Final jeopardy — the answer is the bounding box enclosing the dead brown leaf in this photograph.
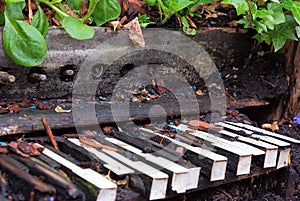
[63,3,78,17]
[36,102,50,110]
[109,21,122,31]
[7,104,20,114]
[8,141,30,158]
[123,17,145,48]
[0,147,8,154]
[18,141,41,156]
[80,0,89,18]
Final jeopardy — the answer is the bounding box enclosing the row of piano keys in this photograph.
[0,121,299,201]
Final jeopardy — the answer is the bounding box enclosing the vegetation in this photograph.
[1,0,300,66]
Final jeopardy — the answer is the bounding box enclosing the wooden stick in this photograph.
[41,118,59,151]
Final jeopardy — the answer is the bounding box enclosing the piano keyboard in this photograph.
[0,121,298,201]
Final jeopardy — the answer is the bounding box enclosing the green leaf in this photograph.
[32,5,49,37]
[221,0,248,15]
[63,16,94,40]
[66,0,82,11]
[258,51,265,56]
[169,0,193,13]
[5,1,25,20]
[138,14,155,29]
[144,0,157,6]
[267,3,285,26]
[269,20,297,52]
[0,12,4,25]
[296,26,300,38]
[5,0,24,3]
[3,12,47,66]
[92,0,121,26]
[283,0,300,25]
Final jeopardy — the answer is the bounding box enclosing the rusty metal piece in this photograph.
[0,71,15,84]
[41,118,59,151]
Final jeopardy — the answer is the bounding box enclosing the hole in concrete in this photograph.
[28,67,47,83]
[120,64,135,77]
[60,65,76,82]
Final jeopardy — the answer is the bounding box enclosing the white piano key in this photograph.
[277,148,290,169]
[35,143,117,201]
[68,138,135,176]
[225,121,300,144]
[173,124,252,176]
[102,149,169,200]
[140,127,227,181]
[215,122,290,147]
[105,137,192,193]
[218,129,278,168]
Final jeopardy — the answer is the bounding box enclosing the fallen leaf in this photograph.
[109,21,122,31]
[79,137,118,151]
[124,17,145,48]
[0,147,8,154]
[18,141,41,156]
[8,141,30,158]
[188,120,210,131]
[80,0,89,18]
[36,102,50,110]
[55,105,71,113]
[7,104,20,114]
[262,121,279,132]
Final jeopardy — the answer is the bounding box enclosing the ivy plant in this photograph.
[1,0,120,66]
[144,0,215,35]
[221,0,300,53]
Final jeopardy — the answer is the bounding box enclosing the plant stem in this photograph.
[35,0,68,17]
[81,0,100,22]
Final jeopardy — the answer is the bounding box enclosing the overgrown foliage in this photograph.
[1,0,300,66]
[222,0,300,53]
[1,0,120,66]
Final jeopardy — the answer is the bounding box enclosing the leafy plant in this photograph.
[1,0,120,66]
[144,0,214,35]
[221,0,300,52]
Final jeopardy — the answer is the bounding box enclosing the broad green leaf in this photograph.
[296,26,300,38]
[32,5,49,36]
[63,16,94,40]
[221,0,248,15]
[267,3,285,26]
[169,0,193,12]
[237,17,253,29]
[253,20,267,33]
[3,12,47,66]
[5,0,24,3]
[93,0,121,26]
[5,1,25,20]
[144,0,157,6]
[66,0,82,11]
[253,32,272,45]
[283,0,300,24]
[270,20,297,52]
[195,0,215,3]
[0,12,4,25]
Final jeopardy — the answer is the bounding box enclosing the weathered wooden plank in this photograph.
[0,155,56,200]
